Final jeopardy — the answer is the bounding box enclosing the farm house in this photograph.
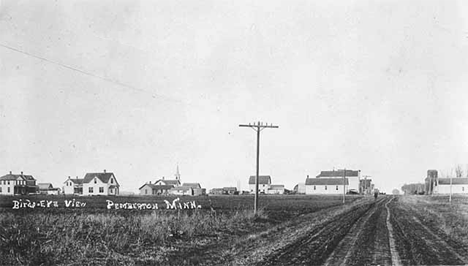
[0,171,38,195]
[63,170,119,196]
[249,175,272,193]
[267,184,285,194]
[305,178,349,195]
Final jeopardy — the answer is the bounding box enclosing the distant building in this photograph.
[305,177,349,195]
[434,178,468,194]
[209,187,237,195]
[168,186,194,196]
[294,182,306,194]
[63,170,119,196]
[63,177,84,195]
[314,170,360,193]
[0,171,38,195]
[425,170,438,195]
[267,184,285,194]
[249,175,272,193]
[182,183,205,196]
[139,183,174,196]
[154,166,182,187]
[38,183,61,195]
[360,179,374,195]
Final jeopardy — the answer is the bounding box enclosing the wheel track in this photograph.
[324,197,393,266]
[390,197,467,265]
[258,198,388,266]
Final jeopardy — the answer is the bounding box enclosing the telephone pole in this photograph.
[239,121,278,215]
[343,168,346,204]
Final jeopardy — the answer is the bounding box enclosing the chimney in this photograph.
[21,171,23,175]
[162,176,165,180]
[307,175,309,178]
[149,181,152,184]
[9,171,12,175]
[104,169,106,173]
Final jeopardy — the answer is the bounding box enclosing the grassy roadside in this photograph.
[397,195,468,247]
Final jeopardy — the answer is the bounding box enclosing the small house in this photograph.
[249,175,272,194]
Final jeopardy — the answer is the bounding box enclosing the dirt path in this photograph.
[162,196,467,265]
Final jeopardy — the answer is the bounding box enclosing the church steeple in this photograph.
[175,165,181,180]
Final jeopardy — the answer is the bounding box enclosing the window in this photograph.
[110,178,114,184]
[94,179,97,184]
[463,187,465,192]
[7,181,9,185]
[336,186,339,190]
[325,186,327,190]
[314,186,316,190]
[145,189,148,195]
[110,188,113,193]
[99,187,104,193]
[8,187,10,193]
[89,187,93,193]
[0,187,2,193]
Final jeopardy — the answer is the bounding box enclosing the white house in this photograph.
[168,186,193,196]
[63,177,84,195]
[305,177,349,195]
[249,175,272,193]
[268,184,285,194]
[0,171,38,195]
[434,178,468,194]
[82,170,119,196]
[63,170,119,196]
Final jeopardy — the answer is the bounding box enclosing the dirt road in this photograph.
[250,196,468,266]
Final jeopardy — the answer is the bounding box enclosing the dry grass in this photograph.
[0,209,263,265]
[398,195,468,244]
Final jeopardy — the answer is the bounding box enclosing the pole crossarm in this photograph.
[239,121,278,215]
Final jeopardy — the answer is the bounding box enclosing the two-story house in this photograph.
[0,171,38,195]
[249,175,272,194]
[63,170,119,196]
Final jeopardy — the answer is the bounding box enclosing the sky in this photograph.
[1,0,468,193]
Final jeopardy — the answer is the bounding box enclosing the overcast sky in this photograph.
[1,0,468,193]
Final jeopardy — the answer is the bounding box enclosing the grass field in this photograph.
[0,194,362,265]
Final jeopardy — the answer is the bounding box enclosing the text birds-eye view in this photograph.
[1,1,468,265]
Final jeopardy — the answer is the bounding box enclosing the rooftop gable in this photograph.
[182,183,201,189]
[316,170,360,178]
[306,178,349,186]
[0,173,31,181]
[438,178,468,185]
[83,172,116,184]
[249,175,271,185]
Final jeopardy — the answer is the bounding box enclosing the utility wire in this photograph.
[0,42,204,108]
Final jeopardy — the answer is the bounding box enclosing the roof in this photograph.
[182,183,201,189]
[0,173,34,181]
[155,179,180,186]
[170,186,192,192]
[438,178,468,185]
[306,178,349,186]
[249,175,272,185]
[269,185,285,190]
[316,170,360,178]
[139,183,174,190]
[83,172,115,184]
[223,187,237,191]
[38,183,53,190]
[65,178,84,185]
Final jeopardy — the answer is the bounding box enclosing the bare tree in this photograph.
[455,165,463,178]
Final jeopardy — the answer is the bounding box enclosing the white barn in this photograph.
[434,178,468,194]
[305,178,349,195]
